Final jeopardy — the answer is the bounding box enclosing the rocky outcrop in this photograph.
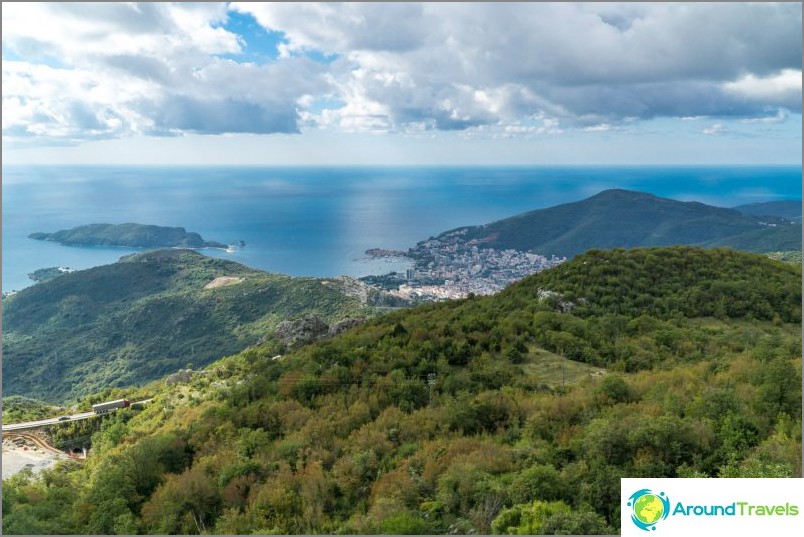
[165,369,193,386]
[276,315,330,348]
[275,315,367,348]
[328,317,366,336]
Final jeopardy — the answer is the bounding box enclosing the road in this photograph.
[1,399,151,432]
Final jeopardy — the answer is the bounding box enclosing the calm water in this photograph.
[2,165,801,292]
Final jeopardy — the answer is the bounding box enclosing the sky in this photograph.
[2,2,802,165]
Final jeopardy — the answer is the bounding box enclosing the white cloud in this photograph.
[3,2,802,145]
[230,2,429,55]
[2,3,239,64]
[2,60,158,142]
[702,123,727,136]
[584,124,612,133]
[741,109,790,124]
[235,2,801,132]
[722,69,802,108]
[2,2,330,144]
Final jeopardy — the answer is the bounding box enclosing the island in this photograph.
[365,247,407,258]
[29,223,228,249]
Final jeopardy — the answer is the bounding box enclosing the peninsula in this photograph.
[359,189,801,301]
[29,223,228,249]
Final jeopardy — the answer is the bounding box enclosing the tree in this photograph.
[140,466,220,534]
[756,358,801,420]
[508,464,567,504]
[381,513,433,534]
[594,375,632,406]
[491,500,571,535]
[539,509,614,535]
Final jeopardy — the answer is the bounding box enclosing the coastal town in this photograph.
[363,229,566,301]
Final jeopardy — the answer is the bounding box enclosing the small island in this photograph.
[365,247,408,258]
[29,223,228,250]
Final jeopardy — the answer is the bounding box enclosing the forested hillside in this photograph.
[3,247,800,535]
[29,223,227,248]
[1,249,388,403]
[443,189,801,257]
[734,200,802,221]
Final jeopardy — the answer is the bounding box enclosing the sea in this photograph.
[2,165,801,293]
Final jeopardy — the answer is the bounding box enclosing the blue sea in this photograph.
[2,165,801,293]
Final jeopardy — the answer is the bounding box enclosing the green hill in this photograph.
[0,395,63,423]
[441,189,800,257]
[29,223,228,248]
[3,247,800,535]
[502,246,801,322]
[734,200,802,221]
[1,249,389,403]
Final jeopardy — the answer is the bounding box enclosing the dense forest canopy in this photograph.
[2,247,801,535]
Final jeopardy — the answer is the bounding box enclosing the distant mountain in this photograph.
[29,223,228,249]
[438,189,800,257]
[1,249,396,403]
[733,200,802,221]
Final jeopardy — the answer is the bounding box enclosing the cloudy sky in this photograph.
[2,2,801,165]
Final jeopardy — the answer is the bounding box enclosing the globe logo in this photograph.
[627,489,670,531]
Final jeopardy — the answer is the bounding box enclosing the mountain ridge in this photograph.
[436,189,801,257]
[733,200,802,221]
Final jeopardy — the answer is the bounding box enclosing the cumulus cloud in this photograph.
[722,69,802,109]
[3,2,801,144]
[230,2,430,55]
[2,2,329,144]
[2,60,157,142]
[236,2,802,132]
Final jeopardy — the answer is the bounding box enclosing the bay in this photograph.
[2,165,801,293]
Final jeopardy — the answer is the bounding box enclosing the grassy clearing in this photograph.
[521,346,605,387]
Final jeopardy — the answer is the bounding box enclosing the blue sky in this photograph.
[217,10,286,64]
[2,2,801,165]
